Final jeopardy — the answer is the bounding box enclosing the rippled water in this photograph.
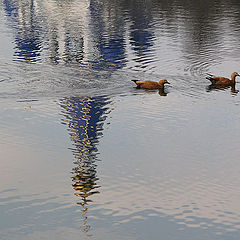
[1,0,240,239]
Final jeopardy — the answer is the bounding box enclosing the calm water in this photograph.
[1,0,240,239]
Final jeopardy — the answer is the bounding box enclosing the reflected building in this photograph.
[2,0,160,70]
[3,0,128,69]
[3,0,43,62]
[87,0,127,69]
[4,0,240,70]
[3,0,88,63]
[35,0,89,64]
[60,96,110,232]
[126,0,155,70]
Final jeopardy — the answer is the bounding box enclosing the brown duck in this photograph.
[206,72,240,86]
[132,79,170,90]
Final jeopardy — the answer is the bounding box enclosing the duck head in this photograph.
[231,72,240,80]
[159,79,170,85]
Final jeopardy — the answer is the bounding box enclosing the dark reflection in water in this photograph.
[4,0,43,62]
[126,0,155,70]
[206,84,239,96]
[158,88,168,96]
[3,0,240,76]
[89,0,126,69]
[60,96,110,232]
[136,88,169,96]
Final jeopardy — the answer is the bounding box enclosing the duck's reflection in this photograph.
[60,96,110,232]
[158,88,168,96]
[206,84,239,95]
[138,88,169,96]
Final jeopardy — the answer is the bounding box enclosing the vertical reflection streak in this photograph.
[88,0,127,70]
[15,0,42,62]
[127,0,155,71]
[60,96,110,232]
[3,0,240,75]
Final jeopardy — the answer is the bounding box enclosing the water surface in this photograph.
[1,0,240,239]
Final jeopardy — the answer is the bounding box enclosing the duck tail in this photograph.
[206,73,215,77]
[206,76,216,84]
[131,80,138,83]
[206,73,216,81]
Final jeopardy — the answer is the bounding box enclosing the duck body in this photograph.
[206,72,240,86]
[132,79,170,90]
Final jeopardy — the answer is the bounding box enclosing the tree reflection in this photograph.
[60,96,110,232]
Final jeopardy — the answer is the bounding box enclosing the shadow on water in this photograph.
[60,95,111,233]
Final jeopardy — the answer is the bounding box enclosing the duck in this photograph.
[132,79,170,90]
[206,72,240,86]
